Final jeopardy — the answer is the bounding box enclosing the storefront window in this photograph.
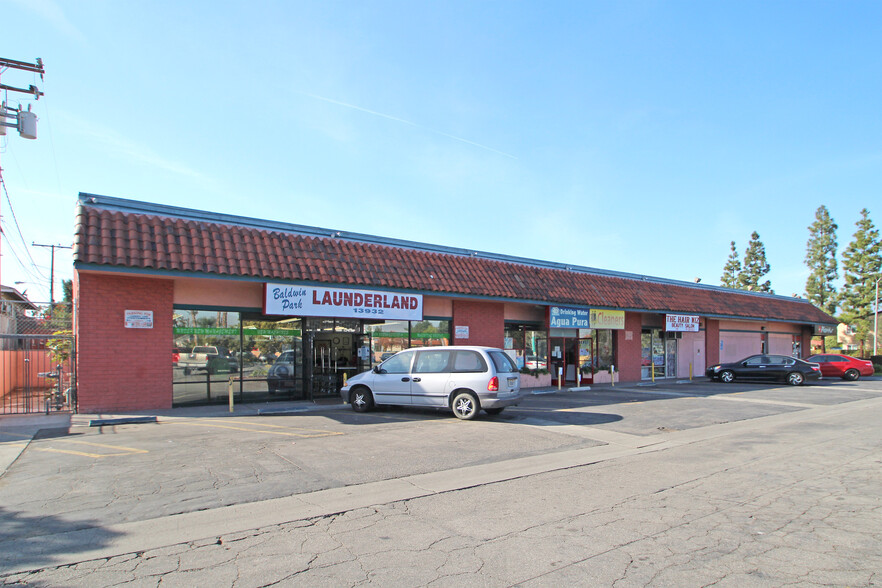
[173,310,242,405]
[365,319,450,362]
[173,309,310,406]
[366,320,410,363]
[524,330,547,370]
[595,330,614,371]
[504,326,526,352]
[503,324,547,370]
[173,310,242,372]
[410,320,450,348]
[243,317,302,397]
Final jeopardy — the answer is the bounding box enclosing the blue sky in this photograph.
[1,0,880,304]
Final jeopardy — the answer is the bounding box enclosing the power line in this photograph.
[0,170,47,279]
[0,222,49,287]
[38,84,64,195]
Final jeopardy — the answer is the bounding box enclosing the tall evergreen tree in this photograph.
[720,241,742,288]
[738,231,773,293]
[804,205,838,315]
[61,279,73,303]
[839,209,881,347]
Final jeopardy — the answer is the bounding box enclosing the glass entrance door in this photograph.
[550,338,565,385]
[307,318,360,398]
[551,337,581,385]
[578,338,593,385]
[641,329,667,380]
[666,337,677,378]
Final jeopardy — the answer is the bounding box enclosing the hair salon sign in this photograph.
[264,284,423,321]
[665,314,700,332]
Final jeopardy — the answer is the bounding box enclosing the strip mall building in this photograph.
[73,194,837,412]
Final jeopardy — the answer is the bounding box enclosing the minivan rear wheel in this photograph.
[350,388,374,413]
[451,391,479,420]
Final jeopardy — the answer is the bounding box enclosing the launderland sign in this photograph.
[264,283,423,321]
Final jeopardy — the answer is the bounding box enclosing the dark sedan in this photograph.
[706,354,821,386]
[806,354,875,381]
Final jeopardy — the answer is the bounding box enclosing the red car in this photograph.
[806,354,875,381]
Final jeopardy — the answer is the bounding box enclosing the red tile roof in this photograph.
[73,200,836,325]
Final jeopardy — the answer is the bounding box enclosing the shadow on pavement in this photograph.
[0,506,123,574]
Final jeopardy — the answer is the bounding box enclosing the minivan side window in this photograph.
[489,350,518,373]
[414,350,451,373]
[380,351,414,374]
[452,351,487,373]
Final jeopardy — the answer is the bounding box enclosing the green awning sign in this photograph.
[174,327,302,336]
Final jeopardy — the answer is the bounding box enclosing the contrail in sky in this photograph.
[297,91,518,160]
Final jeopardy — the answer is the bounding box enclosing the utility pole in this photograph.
[0,57,45,295]
[32,243,71,305]
[874,276,880,357]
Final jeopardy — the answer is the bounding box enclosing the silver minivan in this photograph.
[339,346,524,420]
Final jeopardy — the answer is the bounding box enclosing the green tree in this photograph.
[61,279,73,303]
[738,231,773,293]
[804,205,838,315]
[839,208,881,349]
[720,241,742,288]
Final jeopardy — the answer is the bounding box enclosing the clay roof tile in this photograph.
[71,204,835,325]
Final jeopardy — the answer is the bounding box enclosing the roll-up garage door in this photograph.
[720,332,762,363]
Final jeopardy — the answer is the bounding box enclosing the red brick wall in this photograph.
[614,312,643,382]
[451,300,504,348]
[75,272,174,412]
[705,319,720,366]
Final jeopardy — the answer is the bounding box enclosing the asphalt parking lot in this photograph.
[1,377,880,546]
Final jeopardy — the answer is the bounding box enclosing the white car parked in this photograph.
[340,346,524,420]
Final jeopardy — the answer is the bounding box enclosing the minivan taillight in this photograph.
[488,377,499,392]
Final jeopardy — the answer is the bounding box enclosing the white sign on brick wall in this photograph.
[125,310,154,329]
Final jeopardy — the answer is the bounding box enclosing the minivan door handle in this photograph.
[411,377,421,382]
[401,377,410,382]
